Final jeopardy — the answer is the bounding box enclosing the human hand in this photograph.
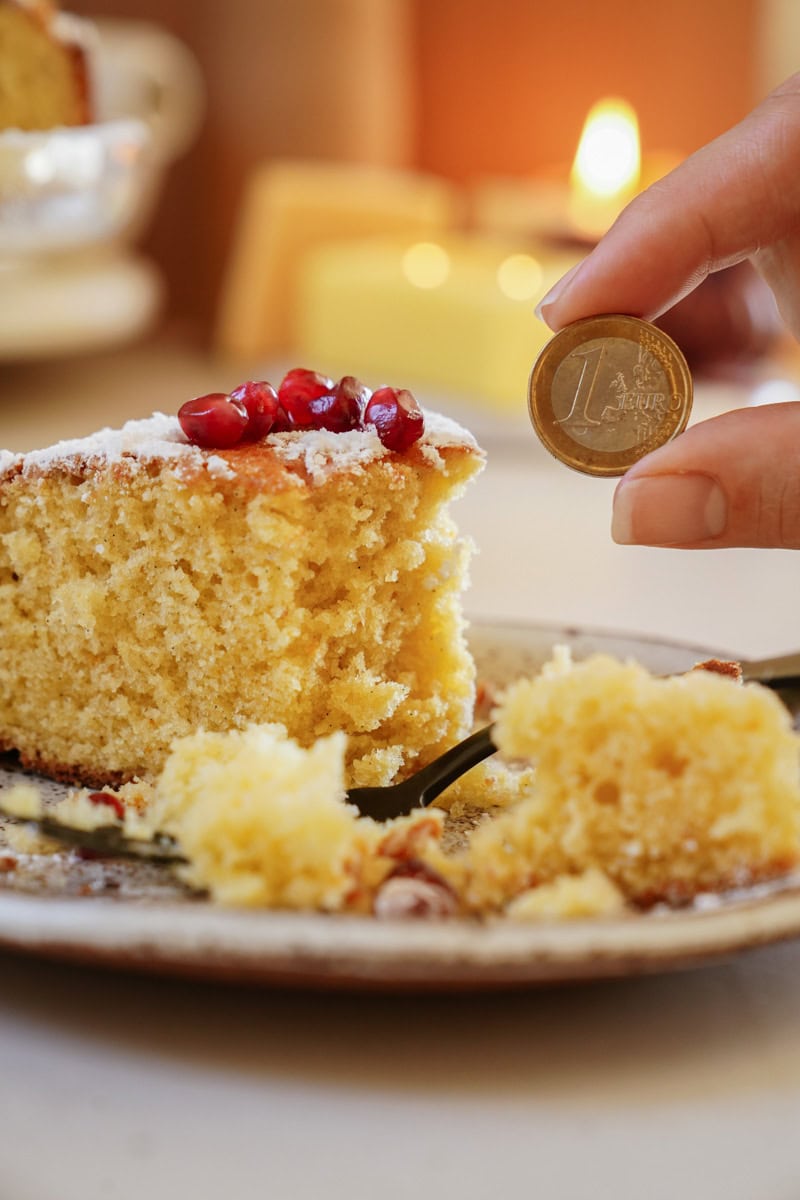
[653,261,781,372]
[536,73,800,549]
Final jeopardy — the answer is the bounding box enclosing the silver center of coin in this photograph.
[551,337,676,453]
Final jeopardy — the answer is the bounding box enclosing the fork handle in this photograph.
[409,724,497,808]
[743,651,800,686]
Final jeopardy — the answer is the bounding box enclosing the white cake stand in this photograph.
[0,253,163,360]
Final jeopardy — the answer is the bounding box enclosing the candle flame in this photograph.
[569,97,641,238]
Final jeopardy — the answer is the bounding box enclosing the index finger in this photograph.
[538,74,800,331]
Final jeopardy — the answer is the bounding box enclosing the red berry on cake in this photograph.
[304,376,369,433]
[229,381,280,441]
[178,393,249,449]
[335,375,371,411]
[278,368,335,429]
[176,373,424,450]
[302,395,357,433]
[374,860,459,918]
[87,792,126,821]
[364,387,425,452]
[270,404,293,433]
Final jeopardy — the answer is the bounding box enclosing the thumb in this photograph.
[611,404,800,549]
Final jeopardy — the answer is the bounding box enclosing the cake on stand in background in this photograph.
[0,1,204,360]
[0,0,91,129]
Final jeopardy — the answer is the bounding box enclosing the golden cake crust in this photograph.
[0,746,130,789]
[6,437,476,497]
[0,409,480,488]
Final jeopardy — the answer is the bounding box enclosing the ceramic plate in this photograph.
[2,619,800,991]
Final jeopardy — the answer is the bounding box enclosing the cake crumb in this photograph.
[506,869,625,920]
[1,784,43,820]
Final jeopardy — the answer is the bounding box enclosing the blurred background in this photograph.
[60,0,800,336]
[3,0,800,403]
[4,0,800,654]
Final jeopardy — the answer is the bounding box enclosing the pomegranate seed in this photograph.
[364,387,424,451]
[87,791,126,821]
[335,375,371,413]
[388,857,447,883]
[278,368,334,429]
[176,371,422,449]
[374,862,458,919]
[303,376,368,432]
[230,380,280,441]
[178,393,248,449]
[693,658,743,682]
[270,405,293,432]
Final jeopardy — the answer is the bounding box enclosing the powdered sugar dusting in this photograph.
[419,443,445,468]
[420,409,479,449]
[1,408,479,486]
[9,413,197,477]
[254,407,478,482]
[245,406,478,483]
[205,455,237,481]
[265,407,479,483]
[271,427,385,484]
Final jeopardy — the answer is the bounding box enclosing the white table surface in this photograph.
[3,339,800,1200]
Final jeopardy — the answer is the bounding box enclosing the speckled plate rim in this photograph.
[2,618,798,991]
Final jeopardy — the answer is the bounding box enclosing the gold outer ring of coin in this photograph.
[528,315,693,477]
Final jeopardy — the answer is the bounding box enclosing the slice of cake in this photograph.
[0,379,483,788]
[0,1,92,131]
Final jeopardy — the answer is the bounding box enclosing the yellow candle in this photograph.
[296,235,583,409]
[216,161,459,360]
[470,177,572,242]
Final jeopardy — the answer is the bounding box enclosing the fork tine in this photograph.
[0,801,186,863]
[0,725,499,853]
[346,725,497,821]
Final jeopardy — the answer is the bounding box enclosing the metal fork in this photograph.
[346,649,800,819]
[0,811,187,864]
[346,723,497,821]
[0,724,498,854]
[2,650,800,858]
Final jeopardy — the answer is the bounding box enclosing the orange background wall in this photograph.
[72,0,762,325]
[412,0,761,180]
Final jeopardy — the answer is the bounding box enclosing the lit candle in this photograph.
[567,97,641,240]
[471,96,678,246]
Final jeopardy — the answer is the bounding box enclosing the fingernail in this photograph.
[612,474,727,545]
[535,261,586,326]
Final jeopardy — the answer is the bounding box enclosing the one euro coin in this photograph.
[528,315,693,477]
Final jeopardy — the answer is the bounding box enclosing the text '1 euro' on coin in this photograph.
[528,315,693,477]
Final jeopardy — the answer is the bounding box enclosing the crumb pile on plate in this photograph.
[6,648,799,920]
[148,650,800,914]
[0,1,93,130]
[471,649,800,907]
[151,725,371,909]
[0,404,483,787]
